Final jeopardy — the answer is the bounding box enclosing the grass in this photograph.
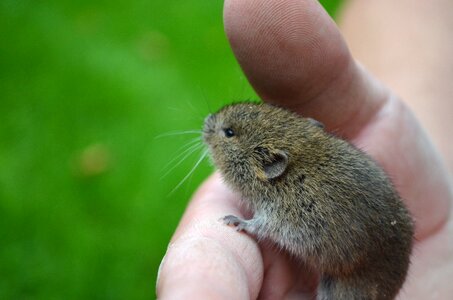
[0,0,341,298]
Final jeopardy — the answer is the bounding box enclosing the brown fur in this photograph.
[203,102,414,300]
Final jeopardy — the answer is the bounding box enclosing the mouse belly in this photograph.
[251,203,412,273]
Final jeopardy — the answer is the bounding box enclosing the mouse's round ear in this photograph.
[264,150,288,180]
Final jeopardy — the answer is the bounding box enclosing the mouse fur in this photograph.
[203,102,414,300]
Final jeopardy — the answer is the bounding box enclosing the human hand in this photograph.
[157,0,453,299]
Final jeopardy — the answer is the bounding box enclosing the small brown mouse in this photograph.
[203,102,414,300]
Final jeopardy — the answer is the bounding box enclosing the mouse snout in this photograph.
[203,113,217,142]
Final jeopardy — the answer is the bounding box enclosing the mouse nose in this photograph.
[203,114,216,141]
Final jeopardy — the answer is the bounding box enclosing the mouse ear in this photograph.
[264,150,288,180]
[307,118,324,129]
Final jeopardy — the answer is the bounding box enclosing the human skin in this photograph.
[156,0,453,299]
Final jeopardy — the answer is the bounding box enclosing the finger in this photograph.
[339,0,453,173]
[156,173,263,299]
[258,243,318,300]
[257,244,297,300]
[224,0,452,239]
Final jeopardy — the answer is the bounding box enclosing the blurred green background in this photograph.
[0,0,341,298]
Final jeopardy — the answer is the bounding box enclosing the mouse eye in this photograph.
[223,128,235,138]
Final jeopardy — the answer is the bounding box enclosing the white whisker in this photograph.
[162,142,204,178]
[154,130,202,139]
[169,149,209,195]
[161,138,202,173]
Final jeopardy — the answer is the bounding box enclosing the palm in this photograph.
[157,0,453,299]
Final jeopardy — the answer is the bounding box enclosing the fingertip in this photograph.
[157,235,250,299]
[157,223,263,299]
[224,0,350,105]
[158,173,264,299]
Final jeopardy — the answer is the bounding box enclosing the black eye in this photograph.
[223,128,235,138]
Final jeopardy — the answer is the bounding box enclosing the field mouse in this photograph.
[203,102,414,300]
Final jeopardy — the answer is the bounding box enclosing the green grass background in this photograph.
[0,0,341,298]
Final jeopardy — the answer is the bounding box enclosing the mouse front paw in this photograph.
[221,215,247,232]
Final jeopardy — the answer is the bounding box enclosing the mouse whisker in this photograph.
[154,130,203,139]
[161,139,204,177]
[169,148,209,195]
[163,137,202,167]
[162,144,204,179]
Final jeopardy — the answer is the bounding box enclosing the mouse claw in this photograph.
[221,215,246,232]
